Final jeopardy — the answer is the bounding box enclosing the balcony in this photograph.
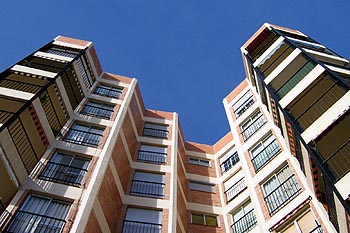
[94,85,122,99]
[233,94,255,118]
[231,209,257,233]
[288,77,346,131]
[64,128,102,147]
[143,127,168,139]
[220,152,239,174]
[264,175,301,215]
[225,178,246,203]
[241,114,266,141]
[251,139,280,171]
[39,161,87,186]
[137,150,167,164]
[130,180,165,198]
[81,102,114,119]
[122,220,161,233]
[4,210,66,233]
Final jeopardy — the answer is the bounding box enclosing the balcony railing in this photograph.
[264,175,301,215]
[143,127,168,139]
[220,153,239,174]
[251,139,280,171]
[130,180,165,198]
[231,209,257,233]
[4,210,66,233]
[137,150,167,164]
[64,129,102,147]
[234,96,255,118]
[122,220,161,233]
[94,86,122,99]
[309,225,323,233]
[225,178,246,203]
[322,139,350,180]
[39,161,87,186]
[81,104,114,119]
[241,115,266,141]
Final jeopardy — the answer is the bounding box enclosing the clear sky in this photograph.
[0,1,349,144]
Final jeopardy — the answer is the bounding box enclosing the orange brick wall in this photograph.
[88,45,103,77]
[177,188,188,232]
[97,165,123,232]
[84,210,103,233]
[121,111,138,160]
[187,162,216,177]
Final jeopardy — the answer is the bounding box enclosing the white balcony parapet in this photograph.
[253,36,284,67]
[34,51,73,62]
[11,64,57,78]
[280,64,325,108]
[0,87,35,100]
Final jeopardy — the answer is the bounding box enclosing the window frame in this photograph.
[81,99,115,119]
[190,212,218,227]
[93,84,123,99]
[189,180,215,193]
[188,157,211,167]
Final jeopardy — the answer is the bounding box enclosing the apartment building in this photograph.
[0,23,348,233]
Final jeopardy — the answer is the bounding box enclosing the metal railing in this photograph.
[231,209,257,233]
[0,210,11,230]
[293,81,345,131]
[264,175,301,215]
[4,210,66,233]
[251,139,280,171]
[39,161,87,186]
[64,128,102,147]
[94,86,122,99]
[137,150,167,164]
[143,127,168,139]
[322,139,350,180]
[81,104,114,119]
[130,180,165,198]
[241,115,266,141]
[220,153,239,174]
[225,178,246,203]
[234,96,255,118]
[122,220,161,233]
[310,225,323,233]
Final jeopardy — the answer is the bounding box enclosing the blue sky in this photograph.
[0,1,349,144]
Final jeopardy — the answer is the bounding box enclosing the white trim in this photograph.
[11,64,57,78]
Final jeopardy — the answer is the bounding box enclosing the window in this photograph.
[279,210,322,233]
[188,157,211,167]
[250,134,280,171]
[138,145,167,164]
[94,84,123,99]
[143,123,168,139]
[233,91,255,118]
[241,111,266,141]
[219,150,239,174]
[123,208,162,233]
[189,181,215,193]
[231,201,257,233]
[191,213,218,227]
[39,151,90,186]
[64,123,104,147]
[131,171,165,198]
[44,46,79,58]
[263,165,301,215]
[81,100,115,119]
[5,195,70,233]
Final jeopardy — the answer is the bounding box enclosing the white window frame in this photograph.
[188,157,211,167]
[190,212,218,227]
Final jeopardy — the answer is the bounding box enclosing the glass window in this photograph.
[123,208,162,233]
[131,171,165,198]
[233,91,255,118]
[191,213,218,227]
[64,123,104,147]
[138,145,167,164]
[189,181,215,193]
[231,201,257,233]
[81,100,115,119]
[250,134,280,171]
[40,151,90,186]
[5,195,70,233]
[94,84,123,99]
[188,157,211,167]
[143,123,169,139]
[241,111,265,141]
